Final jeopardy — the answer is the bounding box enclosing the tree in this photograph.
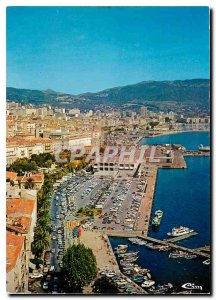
[165,117,171,123]
[61,244,97,292]
[93,277,119,294]
[30,153,55,167]
[32,228,51,256]
[149,121,159,128]
[24,178,34,189]
[8,158,38,173]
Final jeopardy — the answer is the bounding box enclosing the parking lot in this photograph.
[92,178,146,231]
[31,170,147,293]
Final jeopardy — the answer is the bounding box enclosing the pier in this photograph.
[183,151,210,157]
[194,245,210,252]
[166,231,198,243]
[80,230,147,294]
[135,166,158,235]
[106,230,210,259]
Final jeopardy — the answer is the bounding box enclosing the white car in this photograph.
[52,236,57,240]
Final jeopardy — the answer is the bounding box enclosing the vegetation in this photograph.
[93,277,119,294]
[32,166,69,257]
[61,244,97,292]
[165,117,171,123]
[7,79,210,109]
[7,158,38,174]
[76,207,102,217]
[149,121,159,128]
[30,153,55,168]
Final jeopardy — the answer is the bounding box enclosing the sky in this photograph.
[6,6,210,94]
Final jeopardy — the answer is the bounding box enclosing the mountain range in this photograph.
[6,79,210,110]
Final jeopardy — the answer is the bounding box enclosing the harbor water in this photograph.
[109,131,211,294]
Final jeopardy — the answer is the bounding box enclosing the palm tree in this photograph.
[33,227,51,256]
[25,177,34,189]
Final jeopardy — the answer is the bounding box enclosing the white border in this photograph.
[0,1,215,299]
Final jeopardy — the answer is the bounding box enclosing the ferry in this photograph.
[198,144,210,152]
[167,226,194,237]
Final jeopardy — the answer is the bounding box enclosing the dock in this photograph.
[135,166,157,235]
[183,151,210,157]
[106,230,210,259]
[80,230,147,294]
[166,231,198,243]
[194,245,210,252]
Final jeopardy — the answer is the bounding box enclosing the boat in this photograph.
[169,250,197,259]
[119,251,139,258]
[128,237,147,245]
[203,259,210,265]
[120,262,134,267]
[158,245,171,252]
[132,274,145,283]
[115,245,128,251]
[115,248,127,254]
[121,256,139,263]
[141,280,155,288]
[167,226,194,237]
[152,283,173,294]
[198,144,210,152]
[155,210,163,219]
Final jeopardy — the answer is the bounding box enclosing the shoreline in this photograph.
[141,129,210,140]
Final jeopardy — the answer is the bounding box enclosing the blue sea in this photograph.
[109,131,211,294]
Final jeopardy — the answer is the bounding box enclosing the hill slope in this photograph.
[6,79,210,109]
[78,79,210,104]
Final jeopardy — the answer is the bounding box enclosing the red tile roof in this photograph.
[6,231,25,273]
[6,199,36,217]
[6,171,17,181]
[6,216,31,234]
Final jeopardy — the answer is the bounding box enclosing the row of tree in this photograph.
[32,166,70,257]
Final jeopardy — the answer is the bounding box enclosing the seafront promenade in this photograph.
[136,166,158,235]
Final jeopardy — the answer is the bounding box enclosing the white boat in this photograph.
[128,237,147,245]
[167,226,194,237]
[115,245,128,251]
[203,259,210,265]
[198,144,210,152]
[141,280,155,288]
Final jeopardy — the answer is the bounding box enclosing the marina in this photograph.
[106,231,210,259]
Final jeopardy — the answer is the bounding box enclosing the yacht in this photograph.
[167,226,194,237]
[198,144,210,152]
[203,259,210,265]
[141,280,155,288]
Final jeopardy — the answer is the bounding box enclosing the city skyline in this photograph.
[7,6,210,94]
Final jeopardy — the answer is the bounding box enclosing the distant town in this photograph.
[6,99,210,294]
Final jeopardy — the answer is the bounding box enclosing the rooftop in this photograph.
[6,199,36,217]
[6,216,31,234]
[6,231,25,273]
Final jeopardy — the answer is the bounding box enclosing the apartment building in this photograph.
[6,138,54,166]
[6,231,27,293]
[6,171,44,190]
